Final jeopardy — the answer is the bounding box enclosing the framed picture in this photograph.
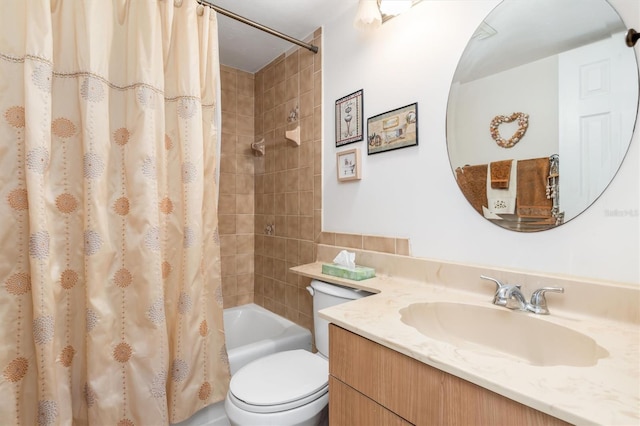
[335,89,363,147]
[336,148,361,182]
[367,103,418,155]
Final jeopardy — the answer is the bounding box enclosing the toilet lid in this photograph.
[229,349,328,409]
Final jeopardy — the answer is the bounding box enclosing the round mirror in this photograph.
[446,0,639,232]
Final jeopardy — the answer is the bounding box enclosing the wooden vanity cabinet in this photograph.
[328,324,570,426]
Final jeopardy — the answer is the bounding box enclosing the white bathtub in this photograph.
[172,303,313,426]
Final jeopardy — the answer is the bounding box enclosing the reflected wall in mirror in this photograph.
[446,0,639,232]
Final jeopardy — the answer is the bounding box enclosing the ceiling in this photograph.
[205,0,359,73]
[453,0,627,83]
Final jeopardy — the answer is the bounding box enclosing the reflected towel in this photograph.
[490,160,513,189]
[516,157,552,218]
[486,159,517,216]
[455,164,488,215]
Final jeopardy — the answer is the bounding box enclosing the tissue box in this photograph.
[321,263,375,281]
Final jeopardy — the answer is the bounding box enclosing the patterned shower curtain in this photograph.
[0,1,230,424]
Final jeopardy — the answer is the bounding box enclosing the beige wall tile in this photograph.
[237,273,254,294]
[237,95,254,117]
[273,259,287,282]
[219,174,236,194]
[275,215,286,237]
[285,192,299,215]
[273,237,286,260]
[222,111,237,134]
[221,256,237,277]
[313,72,322,108]
[285,169,299,191]
[363,235,396,254]
[301,116,313,144]
[300,66,313,95]
[299,240,315,265]
[286,215,300,239]
[237,72,254,97]
[220,235,237,256]
[286,74,299,102]
[236,234,254,255]
[237,115,254,137]
[221,133,237,155]
[285,51,299,77]
[220,153,236,174]
[221,89,236,113]
[218,215,236,235]
[218,194,236,215]
[236,174,254,195]
[299,191,313,216]
[236,214,254,234]
[274,193,286,215]
[274,58,286,84]
[236,253,254,275]
[264,65,275,90]
[300,216,314,242]
[396,238,411,256]
[275,80,286,106]
[236,194,255,214]
[335,233,363,249]
[300,90,314,119]
[286,238,299,263]
[299,142,313,168]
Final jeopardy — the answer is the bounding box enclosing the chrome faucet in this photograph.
[480,275,564,315]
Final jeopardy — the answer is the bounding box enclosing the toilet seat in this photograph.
[228,349,328,414]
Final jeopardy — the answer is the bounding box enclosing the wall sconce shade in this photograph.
[379,0,413,16]
[353,0,382,30]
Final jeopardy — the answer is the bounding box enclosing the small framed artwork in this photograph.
[335,89,364,147]
[336,148,361,182]
[367,103,418,155]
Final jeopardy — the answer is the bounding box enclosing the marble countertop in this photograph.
[292,261,640,426]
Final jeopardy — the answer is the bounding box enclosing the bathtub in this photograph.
[172,303,312,426]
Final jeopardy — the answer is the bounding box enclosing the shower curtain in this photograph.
[0,1,230,424]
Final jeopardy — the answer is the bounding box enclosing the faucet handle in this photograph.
[480,275,519,307]
[529,287,564,315]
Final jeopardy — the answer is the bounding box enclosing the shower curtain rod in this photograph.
[197,1,319,54]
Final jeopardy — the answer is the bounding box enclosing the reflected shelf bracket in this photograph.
[626,28,639,47]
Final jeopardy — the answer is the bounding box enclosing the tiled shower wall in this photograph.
[252,29,324,331]
[219,66,256,307]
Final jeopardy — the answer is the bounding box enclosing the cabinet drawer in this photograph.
[329,324,569,425]
[329,376,412,426]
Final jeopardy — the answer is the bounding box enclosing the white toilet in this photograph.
[224,279,372,426]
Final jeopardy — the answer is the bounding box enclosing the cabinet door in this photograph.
[329,324,442,423]
[329,325,570,426]
[329,376,412,426]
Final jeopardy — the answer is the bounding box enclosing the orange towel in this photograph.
[455,164,488,215]
[490,160,513,189]
[516,158,552,218]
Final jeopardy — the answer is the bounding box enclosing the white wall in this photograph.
[322,0,639,284]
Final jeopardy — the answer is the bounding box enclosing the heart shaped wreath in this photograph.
[489,112,529,148]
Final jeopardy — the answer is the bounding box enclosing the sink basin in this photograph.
[399,302,608,367]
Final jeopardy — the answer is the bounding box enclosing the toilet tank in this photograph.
[309,279,373,357]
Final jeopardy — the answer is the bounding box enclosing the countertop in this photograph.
[291,261,640,426]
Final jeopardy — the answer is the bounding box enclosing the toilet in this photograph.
[224,279,372,426]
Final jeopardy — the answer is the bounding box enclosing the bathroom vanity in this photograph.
[329,324,568,425]
[291,244,640,426]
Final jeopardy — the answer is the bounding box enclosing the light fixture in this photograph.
[379,0,412,16]
[353,0,382,30]
[353,0,421,30]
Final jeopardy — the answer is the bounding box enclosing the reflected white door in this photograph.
[558,32,637,220]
